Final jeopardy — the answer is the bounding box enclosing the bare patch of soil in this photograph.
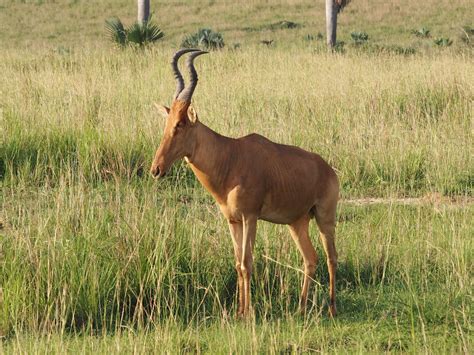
[342,192,473,207]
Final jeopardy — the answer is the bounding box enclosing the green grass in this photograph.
[0,0,473,51]
[1,182,472,352]
[0,0,473,353]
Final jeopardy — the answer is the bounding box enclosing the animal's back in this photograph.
[238,133,335,183]
[235,134,338,224]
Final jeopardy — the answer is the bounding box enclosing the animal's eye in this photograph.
[172,121,185,135]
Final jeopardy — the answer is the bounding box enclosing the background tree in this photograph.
[137,0,150,25]
[105,0,163,48]
[326,0,351,48]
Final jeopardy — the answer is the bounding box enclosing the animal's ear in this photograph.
[153,103,170,118]
[187,105,199,123]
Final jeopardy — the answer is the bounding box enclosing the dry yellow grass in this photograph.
[1,47,472,195]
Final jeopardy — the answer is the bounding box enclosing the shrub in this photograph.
[459,26,473,46]
[433,37,452,47]
[383,45,416,56]
[411,27,430,38]
[181,28,225,51]
[350,31,369,45]
[268,20,301,30]
[105,16,164,48]
[244,20,301,32]
[126,21,164,47]
[365,44,416,56]
[303,32,323,41]
[105,17,126,47]
[260,39,274,46]
[334,41,346,53]
[230,43,241,50]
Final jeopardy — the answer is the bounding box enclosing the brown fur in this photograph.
[151,99,339,318]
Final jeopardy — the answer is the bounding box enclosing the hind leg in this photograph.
[315,202,338,317]
[288,214,318,314]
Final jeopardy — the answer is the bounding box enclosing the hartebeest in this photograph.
[151,49,339,317]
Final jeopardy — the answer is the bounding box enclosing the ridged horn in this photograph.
[176,50,208,103]
[171,48,200,100]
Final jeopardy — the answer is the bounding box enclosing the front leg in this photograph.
[227,221,244,317]
[241,215,257,317]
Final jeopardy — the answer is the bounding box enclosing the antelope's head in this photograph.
[150,49,208,178]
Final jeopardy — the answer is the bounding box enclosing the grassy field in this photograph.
[1,0,473,50]
[1,0,473,353]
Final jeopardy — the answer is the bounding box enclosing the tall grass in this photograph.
[0,46,472,352]
[1,180,472,352]
[1,48,472,195]
[0,0,473,350]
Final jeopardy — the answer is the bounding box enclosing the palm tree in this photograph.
[137,0,150,25]
[105,0,163,48]
[326,0,351,48]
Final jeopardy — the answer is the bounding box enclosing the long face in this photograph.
[150,100,197,178]
[150,48,206,178]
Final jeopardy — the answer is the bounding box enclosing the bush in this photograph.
[105,16,164,48]
[268,20,301,30]
[382,45,416,56]
[363,44,417,56]
[303,33,323,42]
[244,20,301,32]
[459,26,473,46]
[181,28,225,51]
[433,37,452,47]
[350,31,369,45]
[411,27,430,38]
[334,41,346,53]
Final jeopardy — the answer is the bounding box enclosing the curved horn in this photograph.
[171,48,200,100]
[177,50,208,103]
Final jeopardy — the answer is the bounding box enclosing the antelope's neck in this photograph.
[186,122,236,204]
